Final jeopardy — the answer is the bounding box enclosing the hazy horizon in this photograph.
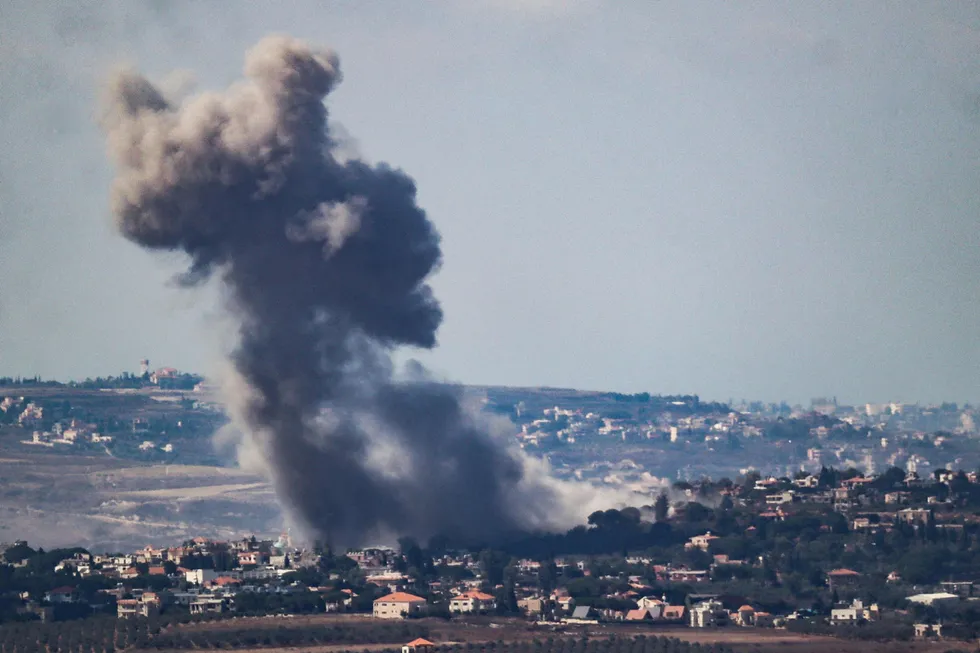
[1,1,978,406]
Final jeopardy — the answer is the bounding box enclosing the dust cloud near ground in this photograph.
[0,446,282,550]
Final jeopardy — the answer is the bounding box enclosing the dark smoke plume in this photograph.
[101,35,607,546]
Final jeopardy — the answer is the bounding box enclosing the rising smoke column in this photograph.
[101,35,567,547]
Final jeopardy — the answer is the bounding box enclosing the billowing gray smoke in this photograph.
[100,35,585,547]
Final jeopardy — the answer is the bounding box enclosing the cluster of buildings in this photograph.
[17,417,112,448]
[734,468,978,531]
[506,393,979,490]
[0,506,970,645]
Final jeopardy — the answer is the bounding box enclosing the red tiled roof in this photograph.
[455,590,495,601]
[376,592,426,603]
[406,638,434,647]
[828,568,861,576]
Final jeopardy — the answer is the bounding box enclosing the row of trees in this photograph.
[394,636,735,653]
[0,614,428,653]
[144,621,429,650]
[0,373,201,390]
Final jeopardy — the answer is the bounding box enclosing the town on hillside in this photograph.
[3,372,978,487]
[5,463,980,645]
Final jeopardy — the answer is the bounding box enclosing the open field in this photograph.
[141,615,978,653]
[111,481,271,499]
[0,439,282,549]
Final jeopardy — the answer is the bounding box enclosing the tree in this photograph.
[398,537,426,573]
[741,471,762,492]
[211,548,233,572]
[479,550,510,588]
[876,466,906,489]
[654,494,669,523]
[684,502,711,523]
[538,558,559,594]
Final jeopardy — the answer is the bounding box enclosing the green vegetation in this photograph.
[0,613,428,653]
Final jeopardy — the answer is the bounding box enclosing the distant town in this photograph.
[2,364,977,486]
[5,456,980,645]
[2,367,980,649]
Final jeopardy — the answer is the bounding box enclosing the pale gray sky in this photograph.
[1,1,978,405]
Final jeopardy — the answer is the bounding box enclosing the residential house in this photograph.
[636,596,665,618]
[116,599,145,619]
[802,491,834,505]
[842,477,872,490]
[373,592,426,619]
[753,612,775,628]
[661,605,686,622]
[832,488,851,502]
[170,590,202,606]
[686,532,720,551]
[690,600,728,628]
[269,553,289,568]
[402,638,435,653]
[765,491,795,506]
[237,551,267,566]
[449,590,496,613]
[206,576,241,591]
[625,608,657,621]
[189,597,225,615]
[884,491,911,505]
[45,587,76,604]
[734,605,755,626]
[830,600,879,625]
[517,559,541,572]
[668,570,708,583]
[517,597,545,615]
[365,571,408,589]
[185,569,218,585]
[116,593,161,619]
[897,508,931,526]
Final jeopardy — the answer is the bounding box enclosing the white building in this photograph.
[685,532,720,551]
[690,600,728,628]
[448,590,496,613]
[765,491,795,506]
[184,569,218,585]
[907,592,959,607]
[635,596,664,619]
[373,592,426,619]
[830,599,879,624]
[190,597,225,614]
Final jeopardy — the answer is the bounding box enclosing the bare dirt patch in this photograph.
[156,616,974,653]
